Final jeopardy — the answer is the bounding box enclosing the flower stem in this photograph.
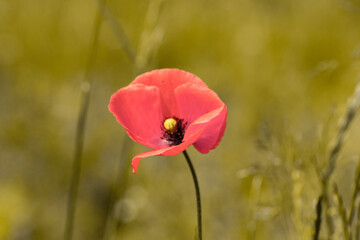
[183,150,202,240]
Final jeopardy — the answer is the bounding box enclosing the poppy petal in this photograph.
[108,83,167,149]
[174,82,224,124]
[192,105,227,153]
[131,127,205,173]
[174,82,227,153]
[183,105,227,153]
[131,69,208,117]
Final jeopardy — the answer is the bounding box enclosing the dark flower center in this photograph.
[161,117,187,146]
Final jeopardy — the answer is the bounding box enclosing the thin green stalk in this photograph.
[313,195,323,240]
[64,84,91,240]
[334,183,350,240]
[63,2,103,240]
[94,0,136,63]
[247,175,263,240]
[349,155,360,228]
[356,199,360,240]
[101,137,132,240]
[324,187,335,239]
[183,150,202,240]
[314,83,360,239]
[101,1,165,239]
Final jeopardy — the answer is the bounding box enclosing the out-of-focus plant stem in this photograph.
[183,150,202,240]
[356,199,360,240]
[102,138,133,240]
[349,155,360,240]
[314,83,360,239]
[100,1,165,240]
[313,195,323,240]
[63,1,104,240]
[333,183,350,240]
[64,83,91,240]
[247,175,263,239]
[94,0,136,63]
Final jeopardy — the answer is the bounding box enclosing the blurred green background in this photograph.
[1,0,360,239]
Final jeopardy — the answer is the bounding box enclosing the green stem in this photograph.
[349,154,360,228]
[315,83,360,239]
[64,84,91,240]
[333,183,350,240]
[63,2,102,239]
[313,195,323,240]
[183,150,202,240]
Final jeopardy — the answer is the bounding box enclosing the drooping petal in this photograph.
[175,83,227,153]
[182,105,227,153]
[192,106,227,153]
[131,127,205,173]
[130,69,208,117]
[174,82,224,124]
[108,83,166,149]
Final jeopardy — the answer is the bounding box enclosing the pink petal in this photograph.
[175,82,224,123]
[131,127,205,173]
[131,69,208,117]
[175,83,227,153]
[192,105,227,153]
[108,84,167,149]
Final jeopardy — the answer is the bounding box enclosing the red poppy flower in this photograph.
[109,69,227,173]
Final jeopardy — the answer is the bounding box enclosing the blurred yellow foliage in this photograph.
[1,0,360,239]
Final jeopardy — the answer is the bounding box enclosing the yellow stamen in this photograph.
[163,118,177,132]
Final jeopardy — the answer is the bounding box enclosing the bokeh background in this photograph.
[1,0,360,239]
